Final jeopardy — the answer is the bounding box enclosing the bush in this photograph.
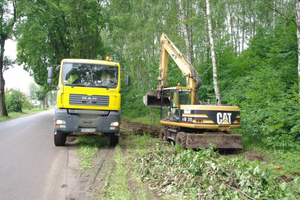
[5,89,29,113]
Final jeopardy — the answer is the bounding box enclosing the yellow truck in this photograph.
[47,57,130,146]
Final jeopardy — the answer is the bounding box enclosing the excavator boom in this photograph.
[157,33,201,105]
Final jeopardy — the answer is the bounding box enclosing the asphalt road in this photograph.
[0,109,78,200]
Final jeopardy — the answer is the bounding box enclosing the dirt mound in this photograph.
[121,119,161,138]
[277,175,294,183]
[294,172,300,176]
[244,150,268,162]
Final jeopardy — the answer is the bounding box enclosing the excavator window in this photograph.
[179,90,191,105]
[170,91,179,117]
[168,90,191,121]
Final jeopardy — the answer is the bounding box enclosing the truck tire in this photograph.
[175,132,187,149]
[159,128,168,141]
[54,131,66,146]
[109,134,119,147]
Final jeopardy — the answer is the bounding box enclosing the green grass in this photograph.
[77,136,108,173]
[126,132,173,156]
[123,115,161,126]
[78,135,158,199]
[101,145,133,200]
[0,107,51,122]
[242,136,300,175]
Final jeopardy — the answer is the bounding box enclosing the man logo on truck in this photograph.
[82,96,97,104]
[82,96,97,101]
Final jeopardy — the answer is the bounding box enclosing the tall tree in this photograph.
[178,0,192,63]
[0,0,16,117]
[16,0,106,89]
[273,0,277,29]
[206,0,221,104]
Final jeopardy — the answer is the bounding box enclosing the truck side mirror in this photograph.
[47,67,53,84]
[126,75,131,86]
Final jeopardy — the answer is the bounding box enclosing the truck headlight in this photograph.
[110,121,119,130]
[55,119,66,128]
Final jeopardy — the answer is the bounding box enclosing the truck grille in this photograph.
[69,94,109,106]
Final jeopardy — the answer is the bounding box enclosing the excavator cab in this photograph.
[165,87,192,122]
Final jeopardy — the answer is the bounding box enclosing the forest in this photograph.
[0,0,299,150]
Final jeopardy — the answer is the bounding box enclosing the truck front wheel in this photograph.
[54,131,66,146]
[109,134,119,147]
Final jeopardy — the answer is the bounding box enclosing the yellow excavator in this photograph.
[143,33,242,149]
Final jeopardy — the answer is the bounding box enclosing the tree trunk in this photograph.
[273,0,276,30]
[178,0,192,63]
[0,1,17,117]
[249,1,253,40]
[242,5,245,51]
[0,40,8,117]
[296,1,300,102]
[206,0,221,105]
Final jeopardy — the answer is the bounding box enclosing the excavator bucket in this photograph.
[186,132,243,149]
[143,92,170,108]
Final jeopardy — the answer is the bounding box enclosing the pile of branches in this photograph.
[135,148,300,199]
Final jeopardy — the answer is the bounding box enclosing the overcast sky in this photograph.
[3,39,34,94]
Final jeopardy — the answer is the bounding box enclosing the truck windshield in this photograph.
[62,63,119,88]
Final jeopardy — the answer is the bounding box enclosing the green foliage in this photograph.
[224,24,300,149]
[12,0,300,150]
[247,145,300,175]
[135,148,300,199]
[35,89,47,101]
[5,89,29,113]
[28,82,39,100]
[16,0,107,89]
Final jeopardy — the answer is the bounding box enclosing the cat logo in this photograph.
[217,112,232,124]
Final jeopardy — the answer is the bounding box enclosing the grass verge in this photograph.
[242,136,300,175]
[77,136,108,173]
[123,116,161,126]
[76,133,171,199]
[0,107,52,122]
[100,145,133,199]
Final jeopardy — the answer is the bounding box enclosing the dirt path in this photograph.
[65,138,116,200]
